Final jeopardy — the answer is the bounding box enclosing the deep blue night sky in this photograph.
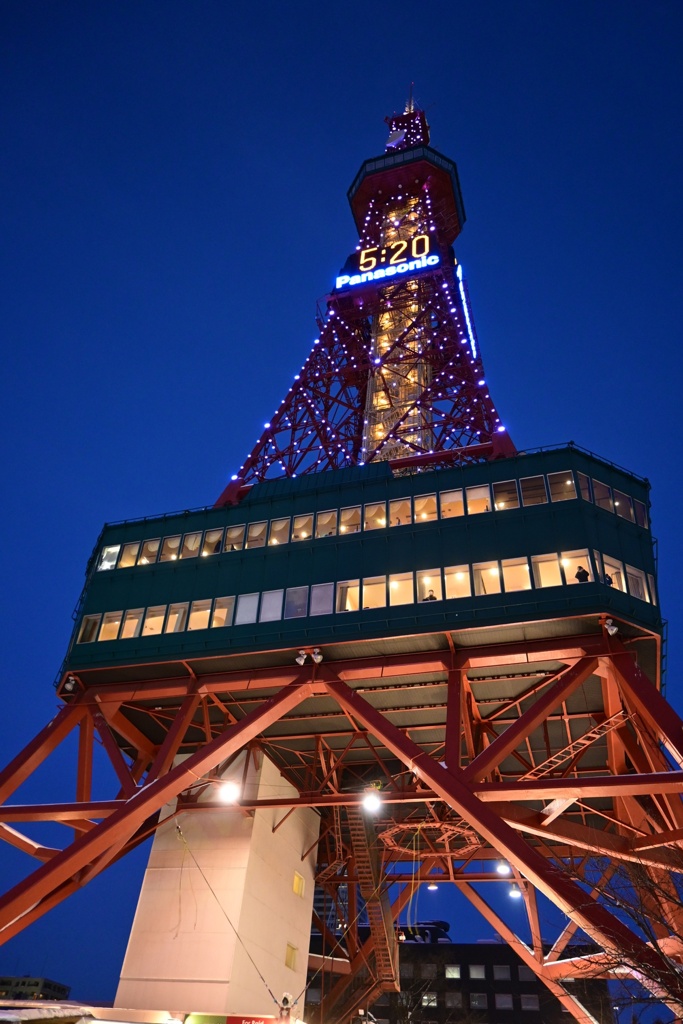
[1,0,682,1005]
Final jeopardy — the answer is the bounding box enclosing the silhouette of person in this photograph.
[423,589,437,601]
[575,566,590,583]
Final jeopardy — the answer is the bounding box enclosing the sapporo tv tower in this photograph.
[1,101,682,1024]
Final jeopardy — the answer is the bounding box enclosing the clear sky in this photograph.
[1,0,682,1005]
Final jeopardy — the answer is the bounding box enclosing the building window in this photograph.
[495,993,513,1009]
[444,992,462,1008]
[389,497,412,526]
[530,553,561,588]
[521,994,539,1010]
[225,525,245,551]
[613,490,635,522]
[625,564,649,601]
[337,580,360,612]
[363,576,386,609]
[260,590,284,621]
[142,605,166,635]
[120,608,143,639]
[561,549,592,584]
[466,484,491,514]
[118,541,140,568]
[414,493,437,522]
[603,554,626,591]
[78,614,101,644]
[501,556,531,592]
[647,573,657,606]
[315,509,338,539]
[160,535,181,561]
[421,992,437,1007]
[577,472,592,501]
[420,963,436,980]
[593,479,613,512]
[284,586,308,618]
[180,532,201,559]
[417,569,442,602]
[310,582,334,615]
[245,522,267,549]
[292,513,313,541]
[440,488,464,518]
[469,964,486,979]
[269,518,291,546]
[399,963,413,980]
[444,565,471,599]
[340,506,361,534]
[165,603,189,633]
[444,964,461,979]
[389,572,413,605]
[235,593,259,624]
[98,611,123,641]
[364,502,386,530]
[520,475,547,506]
[518,966,534,981]
[202,529,224,556]
[634,499,648,529]
[97,545,120,571]
[493,964,511,980]
[138,538,160,565]
[469,992,487,1008]
[493,479,519,510]
[211,597,234,628]
[473,561,501,596]
[293,871,305,897]
[547,471,577,501]
[285,943,297,970]
[188,599,212,630]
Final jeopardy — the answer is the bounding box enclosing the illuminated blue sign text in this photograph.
[336,254,440,291]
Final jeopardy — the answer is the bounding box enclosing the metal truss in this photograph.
[1,622,683,1022]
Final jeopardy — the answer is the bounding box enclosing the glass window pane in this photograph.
[518,966,534,981]
[444,565,471,599]
[634,499,649,529]
[142,605,166,635]
[159,535,181,562]
[577,472,592,501]
[97,545,120,571]
[78,614,101,643]
[120,608,144,639]
[444,992,462,1008]
[138,538,160,565]
[310,583,334,615]
[389,498,411,526]
[495,994,513,1009]
[211,596,235,627]
[118,541,140,568]
[188,599,212,630]
[284,586,308,618]
[417,569,442,602]
[548,471,577,501]
[364,502,386,530]
[501,557,531,592]
[470,993,487,1009]
[269,518,291,545]
[647,574,657,606]
[492,480,519,510]
[469,964,486,980]
[440,489,464,518]
[362,576,386,609]
[531,553,562,588]
[473,561,501,596]
[235,593,259,624]
[603,555,626,591]
[593,479,613,512]
[421,993,436,1008]
[292,513,313,541]
[625,564,649,601]
[260,590,284,621]
[561,549,592,584]
[165,602,189,633]
[202,529,224,556]
[421,964,436,980]
[245,522,267,549]
[521,994,539,1010]
[225,525,245,551]
[389,572,413,605]
[466,484,491,514]
[614,490,635,522]
[444,964,460,979]
[493,965,510,980]
[180,532,201,559]
[98,611,122,640]
[340,506,361,534]
[336,580,360,612]
[520,476,547,506]
[316,509,338,538]
[414,493,437,523]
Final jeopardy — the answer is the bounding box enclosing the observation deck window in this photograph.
[142,605,166,635]
[340,506,361,534]
[120,608,143,638]
[188,600,212,630]
[315,509,338,539]
[626,564,649,602]
[97,545,120,571]
[363,576,387,609]
[440,489,465,518]
[634,499,648,528]
[269,518,291,546]
[284,586,308,618]
[602,554,626,591]
[614,490,635,522]
[389,572,414,605]
[493,480,519,510]
[548,471,577,502]
[202,529,224,556]
[211,596,235,627]
[577,472,592,501]
[444,565,471,598]
[225,525,245,551]
[466,485,491,514]
[260,590,284,622]
[292,513,313,541]
[337,580,360,612]
[235,593,259,624]
[473,562,501,596]
[179,532,201,559]
[310,583,334,616]
[593,479,613,512]
[417,569,442,602]
[160,536,181,562]
[165,603,188,633]
[98,611,122,641]
[245,522,267,549]
[501,557,532,592]
[560,549,592,584]
[531,554,562,588]
[389,497,412,526]
[118,542,140,568]
[647,574,657,605]
[138,538,160,565]
[77,614,100,643]
[414,494,437,522]
[520,476,548,506]
[364,502,386,530]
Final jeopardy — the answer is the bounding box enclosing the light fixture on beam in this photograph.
[295,650,308,666]
[218,780,241,804]
[362,786,382,812]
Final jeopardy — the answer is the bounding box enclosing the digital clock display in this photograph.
[335,234,440,291]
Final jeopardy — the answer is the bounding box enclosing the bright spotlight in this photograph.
[427,883,438,891]
[509,886,522,899]
[218,780,241,804]
[496,862,512,875]
[362,789,381,812]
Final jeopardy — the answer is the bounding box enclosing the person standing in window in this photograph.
[575,565,590,583]
[604,572,613,586]
[423,589,437,601]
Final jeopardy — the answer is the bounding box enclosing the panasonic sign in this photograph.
[335,254,440,291]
